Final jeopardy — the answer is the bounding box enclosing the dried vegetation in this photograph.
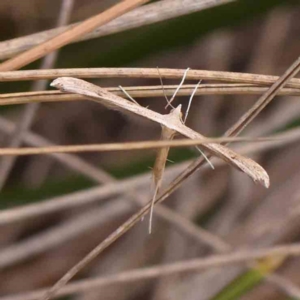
[0,1,300,300]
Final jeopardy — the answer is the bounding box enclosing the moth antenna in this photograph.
[119,85,140,106]
[165,67,190,109]
[157,67,175,109]
[182,80,213,168]
[166,158,174,163]
[184,80,202,123]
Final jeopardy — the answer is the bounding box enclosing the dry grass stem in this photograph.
[0,0,149,71]
[0,0,74,190]
[1,125,300,226]
[0,201,130,269]
[226,55,300,137]
[0,117,231,255]
[0,117,235,273]
[0,117,113,183]
[0,0,235,60]
[0,134,281,157]
[0,171,150,225]
[0,122,299,296]
[4,243,300,300]
[0,198,231,269]
[1,68,300,88]
[0,123,299,272]
[2,84,300,106]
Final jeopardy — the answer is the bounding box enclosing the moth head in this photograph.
[51,78,65,90]
[50,77,79,93]
[51,77,100,99]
